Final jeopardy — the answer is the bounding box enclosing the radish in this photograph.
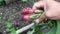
[21,8,28,15]
[22,15,29,21]
[26,7,34,14]
[22,14,41,21]
[21,7,34,14]
[28,8,34,14]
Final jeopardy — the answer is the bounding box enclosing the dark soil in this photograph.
[0,0,39,34]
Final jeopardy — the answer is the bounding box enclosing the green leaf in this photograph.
[29,14,41,19]
[36,26,42,34]
[45,26,56,34]
[10,28,16,34]
[6,28,10,32]
[7,21,12,28]
[35,10,43,14]
[45,21,56,34]
[27,29,35,34]
[47,21,53,28]
[32,22,42,34]
[0,17,4,22]
[0,0,4,2]
[22,0,28,2]
[56,20,60,34]
[31,23,37,29]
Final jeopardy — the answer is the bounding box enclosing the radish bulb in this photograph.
[22,14,41,21]
[26,7,34,14]
[21,8,28,15]
[22,15,29,21]
[21,7,34,15]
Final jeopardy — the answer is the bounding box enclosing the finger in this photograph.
[32,1,44,11]
[36,12,46,22]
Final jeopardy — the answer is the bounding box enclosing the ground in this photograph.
[0,0,39,34]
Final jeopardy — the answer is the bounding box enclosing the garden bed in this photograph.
[0,0,39,34]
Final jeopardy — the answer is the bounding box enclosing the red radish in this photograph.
[22,15,29,21]
[28,9,34,14]
[21,7,34,14]
[21,8,28,14]
[26,7,31,10]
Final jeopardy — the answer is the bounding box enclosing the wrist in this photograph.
[41,0,55,1]
[40,0,54,0]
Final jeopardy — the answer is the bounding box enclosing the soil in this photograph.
[0,0,39,34]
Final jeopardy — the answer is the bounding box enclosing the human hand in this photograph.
[32,0,60,22]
